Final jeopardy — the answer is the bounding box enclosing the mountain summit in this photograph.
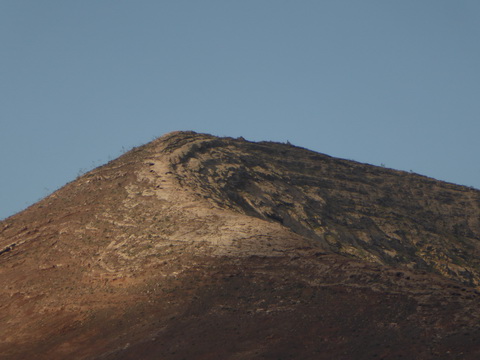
[1,131,480,359]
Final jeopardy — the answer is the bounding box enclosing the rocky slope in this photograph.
[1,131,479,359]
[166,132,480,285]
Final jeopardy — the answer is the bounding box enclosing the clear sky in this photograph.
[1,1,479,220]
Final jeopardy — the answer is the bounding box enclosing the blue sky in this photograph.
[1,1,479,220]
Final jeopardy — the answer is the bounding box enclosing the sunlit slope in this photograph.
[0,131,479,359]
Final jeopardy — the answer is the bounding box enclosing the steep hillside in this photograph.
[165,132,480,286]
[1,131,479,359]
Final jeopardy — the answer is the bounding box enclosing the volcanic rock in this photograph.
[1,131,479,359]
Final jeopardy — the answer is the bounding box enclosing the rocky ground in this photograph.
[1,131,479,359]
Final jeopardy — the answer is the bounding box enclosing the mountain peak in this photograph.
[148,131,480,284]
[1,131,480,359]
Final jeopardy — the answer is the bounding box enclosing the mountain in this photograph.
[1,131,479,359]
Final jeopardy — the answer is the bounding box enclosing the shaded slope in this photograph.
[0,131,479,359]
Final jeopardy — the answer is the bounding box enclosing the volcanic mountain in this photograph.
[1,131,479,359]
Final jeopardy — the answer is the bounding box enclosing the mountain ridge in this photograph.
[157,131,480,285]
[1,131,480,359]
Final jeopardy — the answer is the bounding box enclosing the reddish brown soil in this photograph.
[1,131,479,359]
